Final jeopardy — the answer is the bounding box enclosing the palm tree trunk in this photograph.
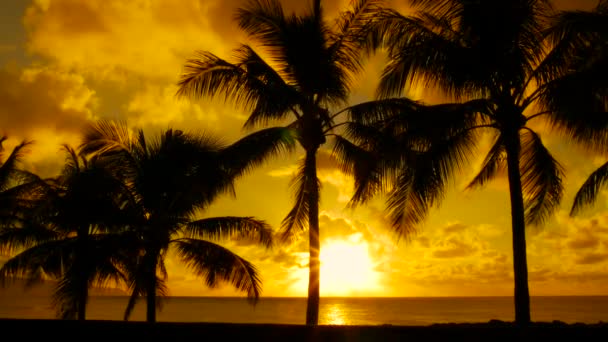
[505,134,531,325]
[77,278,88,321]
[305,149,320,325]
[145,251,157,323]
[76,229,88,321]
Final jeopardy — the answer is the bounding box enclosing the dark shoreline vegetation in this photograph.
[1,319,607,341]
[1,0,608,326]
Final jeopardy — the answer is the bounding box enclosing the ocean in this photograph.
[1,296,606,325]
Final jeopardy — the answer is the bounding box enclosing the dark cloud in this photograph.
[432,238,477,258]
[529,268,552,282]
[432,247,475,259]
[25,0,107,36]
[416,236,430,248]
[550,271,608,283]
[567,235,600,250]
[0,67,93,137]
[443,223,468,234]
[575,253,608,265]
[270,249,303,268]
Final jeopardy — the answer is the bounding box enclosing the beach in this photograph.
[1,319,607,341]
[3,295,608,324]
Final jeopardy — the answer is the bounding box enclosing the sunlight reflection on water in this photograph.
[321,303,349,325]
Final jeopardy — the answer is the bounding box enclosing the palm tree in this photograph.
[0,137,41,231]
[361,0,596,324]
[547,0,608,215]
[80,120,293,323]
[0,145,132,320]
[176,0,380,325]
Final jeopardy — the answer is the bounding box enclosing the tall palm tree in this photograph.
[80,120,294,323]
[0,145,132,320]
[176,0,380,325]
[547,0,608,215]
[361,0,595,324]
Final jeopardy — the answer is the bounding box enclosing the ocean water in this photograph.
[1,296,607,325]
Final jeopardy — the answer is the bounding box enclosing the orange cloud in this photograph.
[24,0,234,81]
[0,66,96,136]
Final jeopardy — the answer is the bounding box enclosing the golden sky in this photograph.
[1,0,607,298]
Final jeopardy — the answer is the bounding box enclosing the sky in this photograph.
[1,0,607,299]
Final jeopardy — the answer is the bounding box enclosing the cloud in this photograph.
[267,165,297,178]
[0,66,97,176]
[575,253,608,265]
[270,249,304,268]
[442,223,467,234]
[0,44,17,53]
[125,84,226,130]
[0,66,96,136]
[267,149,354,202]
[431,236,478,258]
[21,0,365,83]
[24,0,232,81]
[568,234,600,250]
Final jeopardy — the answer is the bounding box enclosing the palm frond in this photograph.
[329,0,384,78]
[235,0,286,51]
[177,46,301,130]
[0,238,77,287]
[345,97,422,125]
[0,223,61,255]
[387,123,478,238]
[280,155,320,241]
[378,0,553,99]
[519,129,564,225]
[123,287,141,321]
[0,140,34,190]
[221,127,296,179]
[467,133,506,189]
[540,61,608,151]
[571,161,608,216]
[384,169,428,239]
[184,216,273,248]
[79,120,133,157]
[232,45,300,129]
[174,238,261,302]
[332,135,382,206]
[51,266,85,320]
[374,12,471,99]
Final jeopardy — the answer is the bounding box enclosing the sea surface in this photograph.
[1,295,607,325]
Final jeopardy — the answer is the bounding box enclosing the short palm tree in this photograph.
[0,137,41,231]
[362,0,596,324]
[547,0,608,215]
[176,0,380,325]
[80,120,293,323]
[0,145,132,320]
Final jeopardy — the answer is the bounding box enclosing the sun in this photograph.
[318,238,381,296]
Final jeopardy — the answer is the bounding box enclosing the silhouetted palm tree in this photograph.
[362,0,595,324]
[0,137,41,231]
[80,121,293,323]
[176,0,380,325]
[547,0,608,215]
[0,145,132,320]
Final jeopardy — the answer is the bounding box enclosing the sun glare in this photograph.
[319,239,381,296]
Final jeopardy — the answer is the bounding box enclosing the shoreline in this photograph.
[1,319,607,341]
